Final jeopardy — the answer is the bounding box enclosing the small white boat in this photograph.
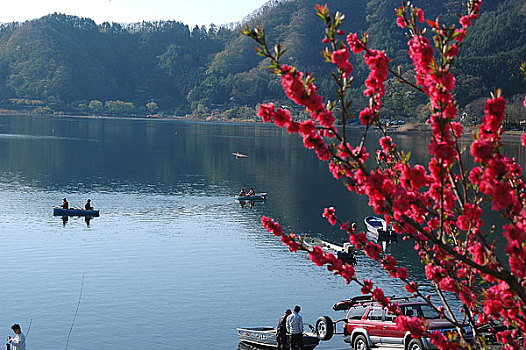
[364,216,387,235]
[233,152,248,159]
[364,216,395,241]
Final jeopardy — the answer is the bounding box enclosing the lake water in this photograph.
[0,115,523,349]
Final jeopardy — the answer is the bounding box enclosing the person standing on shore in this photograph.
[8,324,26,350]
[276,309,291,350]
[286,305,304,350]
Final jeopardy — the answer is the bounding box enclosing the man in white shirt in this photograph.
[8,324,26,350]
[286,305,304,350]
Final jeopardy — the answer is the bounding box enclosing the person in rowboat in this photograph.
[8,323,26,350]
[239,189,246,196]
[61,198,69,209]
[247,188,255,196]
[84,199,93,211]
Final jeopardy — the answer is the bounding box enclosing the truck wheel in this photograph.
[354,334,369,350]
[315,316,334,340]
[408,339,424,350]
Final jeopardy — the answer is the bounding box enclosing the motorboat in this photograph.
[237,325,320,349]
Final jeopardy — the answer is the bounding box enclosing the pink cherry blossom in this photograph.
[331,46,353,77]
[470,139,493,162]
[323,207,337,225]
[396,16,406,28]
[416,8,424,22]
[273,108,292,127]
[396,316,426,338]
[257,103,275,122]
[346,33,365,54]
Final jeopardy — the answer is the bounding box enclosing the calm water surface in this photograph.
[0,115,523,349]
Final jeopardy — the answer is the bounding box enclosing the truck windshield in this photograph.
[402,304,442,320]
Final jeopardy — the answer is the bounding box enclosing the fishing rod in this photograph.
[25,319,32,338]
[65,273,84,350]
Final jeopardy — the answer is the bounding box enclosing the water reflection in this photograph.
[57,214,97,227]
[238,200,266,210]
[376,234,399,252]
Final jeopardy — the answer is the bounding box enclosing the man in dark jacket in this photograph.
[276,309,291,350]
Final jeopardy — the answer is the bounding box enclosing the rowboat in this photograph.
[233,152,248,159]
[364,216,395,241]
[364,216,388,234]
[237,326,320,349]
[235,192,267,201]
[53,207,100,217]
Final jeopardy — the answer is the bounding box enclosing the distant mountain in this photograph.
[0,13,231,114]
[0,0,524,121]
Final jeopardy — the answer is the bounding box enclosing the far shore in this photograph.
[1,110,524,140]
[395,122,525,140]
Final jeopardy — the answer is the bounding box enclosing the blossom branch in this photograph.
[245,1,526,348]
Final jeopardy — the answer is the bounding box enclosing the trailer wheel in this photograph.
[315,316,334,340]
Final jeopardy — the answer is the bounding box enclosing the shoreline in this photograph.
[395,122,525,140]
[0,109,261,123]
[1,112,524,140]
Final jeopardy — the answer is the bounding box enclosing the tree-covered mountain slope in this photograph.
[192,0,524,120]
[0,13,231,113]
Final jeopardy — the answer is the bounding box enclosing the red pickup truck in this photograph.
[315,296,473,350]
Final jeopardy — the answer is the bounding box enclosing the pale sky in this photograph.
[0,0,270,27]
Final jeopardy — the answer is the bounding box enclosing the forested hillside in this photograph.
[0,14,232,115]
[0,0,524,122]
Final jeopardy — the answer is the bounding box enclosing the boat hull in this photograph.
[237,327,319,349]
[53,208,100,217]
